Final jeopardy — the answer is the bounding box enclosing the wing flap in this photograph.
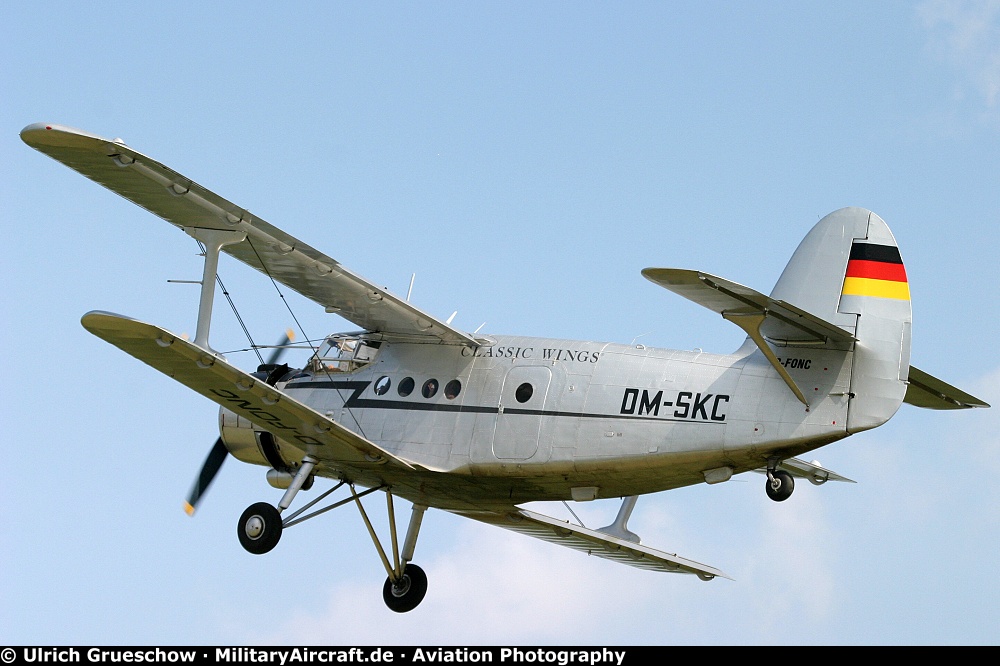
[451,507,731,580]
[23,123,479,346]
[904,366,990,410]
[80,310,426,472]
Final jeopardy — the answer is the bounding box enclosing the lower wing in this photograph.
[449,506,731,580]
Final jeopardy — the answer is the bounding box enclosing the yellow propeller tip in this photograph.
[286,328,295,342]
[183,502,196,516]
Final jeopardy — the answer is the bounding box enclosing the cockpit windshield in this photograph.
[310,334,381,373]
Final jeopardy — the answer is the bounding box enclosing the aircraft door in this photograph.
[492,366,552,461]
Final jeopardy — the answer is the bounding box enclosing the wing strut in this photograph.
[597,496,640,543]
[190,228,246,353]
[723,311,810,407]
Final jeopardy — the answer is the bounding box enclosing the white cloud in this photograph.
[255,519,672,644]
[945,364,1000,504]
[248,486,853,645]
[918,0,1000,111]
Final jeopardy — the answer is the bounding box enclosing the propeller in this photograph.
[184,329,295,516]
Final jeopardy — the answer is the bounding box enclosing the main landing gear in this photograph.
[765,466,795,502]
[383,562,428,613]
[236,455,430,612]
[238,502,282,554]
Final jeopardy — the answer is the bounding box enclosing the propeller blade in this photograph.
[184,437,228,516]
[264,328,295,366]
[185,330,295,516]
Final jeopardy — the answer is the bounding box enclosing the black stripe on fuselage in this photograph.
[849,242,902,264]
[284,380,724,425]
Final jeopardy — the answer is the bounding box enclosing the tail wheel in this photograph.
[238,502,282,554]
[382,564,428,613]
[765,470,795,502]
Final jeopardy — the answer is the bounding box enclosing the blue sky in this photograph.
[2,0,999,646]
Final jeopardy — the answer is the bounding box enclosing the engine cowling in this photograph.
[219,407,306,472]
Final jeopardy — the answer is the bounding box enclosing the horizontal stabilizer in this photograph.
[80,310,424,472]
[644,268,856,406]
[754,457,855,484]
[451,507,731,580]
[642,268,856,347]
[904,366,990,410]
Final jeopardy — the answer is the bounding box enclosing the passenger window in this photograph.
[373,376,391,395]
[398,377,415,397]
[515,382,533,403]
[422,379,439,398]
[444,379,462,400]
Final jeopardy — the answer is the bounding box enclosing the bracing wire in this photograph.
[217,274,265,366]
[244,236,372,441]
[191,236,373,442]
[562,501,587,528]
[245,237,318,358]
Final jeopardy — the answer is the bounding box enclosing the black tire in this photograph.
[382,563,428,613]
[237,502,282,554]
[765,470,795,502]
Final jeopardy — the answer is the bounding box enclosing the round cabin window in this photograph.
[444,379,462,400]
[397,377,415,397]
[373,376,391,395]
[515,382,533,403]
[422,379,439,398]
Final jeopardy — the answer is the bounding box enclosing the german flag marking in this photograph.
[842,242,909,301]
[842,276,911,300]
[845,259,908,282]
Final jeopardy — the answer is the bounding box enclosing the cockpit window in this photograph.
[311,335,381,373]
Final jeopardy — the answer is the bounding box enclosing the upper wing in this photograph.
[450,507,730,580]
[904,366,990,410]
[22,123,479,346]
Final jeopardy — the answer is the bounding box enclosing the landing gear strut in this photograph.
[765,468,795,502]
[236,455,430,611]
[237,455,318,555]
[354,493,429,613]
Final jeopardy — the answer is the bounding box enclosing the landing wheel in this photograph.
[382,564,427,613]
[238,502,282,554]
[765,470,795,502]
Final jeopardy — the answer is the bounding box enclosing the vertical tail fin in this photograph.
[770,207,912,432]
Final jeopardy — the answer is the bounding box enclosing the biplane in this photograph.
[22,122,989,612]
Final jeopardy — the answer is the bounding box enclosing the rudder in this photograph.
[770,207,912,432]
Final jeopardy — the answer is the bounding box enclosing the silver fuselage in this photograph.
[222,333,853,502]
